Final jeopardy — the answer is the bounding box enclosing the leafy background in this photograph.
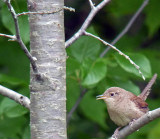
[0,0,160,138]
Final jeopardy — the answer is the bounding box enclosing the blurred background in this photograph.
[0,0,160,138]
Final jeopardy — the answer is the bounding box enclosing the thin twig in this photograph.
[64,6,75,12]
[84,31,145,80]
[17,10,62,17]
[0,33,16,40]
[100,0,149,57]
[17,9,63,17]
[17,6,75,17]
[67,88,87,125]
[65,0,111,48]
[110,108,160,139]
[0,85,30,109]
[5,0,38,74]
[139,73,157,101]
[88,0,95,9]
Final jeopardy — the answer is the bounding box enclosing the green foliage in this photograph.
[1,0,30,43]
[114,53,152,79]
[66,0,160,137]
[109,0,142,17]
[0,116,28,139]
[0,0,29,139]
[147,121,160,139]
[80,91,107,129]
[145,0,160,36]
[82,59,107,87]
[22,125,30,139]
[0,98,28,118]
[67,78,80,111]
[68,35,101,63]
[0,0,160,138]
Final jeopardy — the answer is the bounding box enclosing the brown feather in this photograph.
[130,96,149,113]
[138,74,157,101]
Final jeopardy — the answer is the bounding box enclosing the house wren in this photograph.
[96,74,157,127]
[96,87,149,127]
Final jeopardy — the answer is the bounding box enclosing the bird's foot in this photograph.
[129,119,136,127]
[129,119,140,131]
[112,127,122,139]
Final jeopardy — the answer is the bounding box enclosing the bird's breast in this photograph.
[106,99,147,126]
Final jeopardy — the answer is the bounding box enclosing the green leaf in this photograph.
[142,49,160,78]
[0,116,27,139]
[106,77,140,95]
[68,28,101,63]
[66,57,81,76]
[0,40,30,81]
[80,91,107,129]
[23,125,30,139]
[145,0,160,36]
[67,78,80,111]
[114,53,152,79]
[0,116,28,139]
[82,59,107,87]
[0,74,27,86]
[0,98,28,118]
[109,0,142,17]
[81,58,94,80]
[148,121,160,139]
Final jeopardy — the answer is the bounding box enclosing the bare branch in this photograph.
[65,0,111,48]
[0,85,30,109]
[0,33,16,40]
[110,108,160,139]
[17,6,75,17]
[88,0,95,9]
[100,0,149,57]
[5,0,38,74]
[84,31,145,80]
[17,9,63,17]
[64,6,75,12]
[67,88,87,125]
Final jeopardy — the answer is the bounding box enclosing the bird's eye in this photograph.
[110,93,114,96]
[115,92,119,95]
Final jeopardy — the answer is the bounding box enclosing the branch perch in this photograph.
[0,85,30,109]
[110,108,160,139]
[110,73,158,139]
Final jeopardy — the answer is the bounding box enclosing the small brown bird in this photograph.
[96,87,148,127]
[96,74,157,127]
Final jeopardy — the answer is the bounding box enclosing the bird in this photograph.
[96,74,157,128]
[96,87,148,127]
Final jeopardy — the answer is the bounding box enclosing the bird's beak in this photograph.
[96,95,107,100]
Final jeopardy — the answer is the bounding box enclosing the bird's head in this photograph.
[96,87,129,104]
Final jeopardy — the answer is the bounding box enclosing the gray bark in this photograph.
[28,0,66,139]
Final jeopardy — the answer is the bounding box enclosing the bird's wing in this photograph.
[130,96,149,113]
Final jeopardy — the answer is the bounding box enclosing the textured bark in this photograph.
[28,0,66,139]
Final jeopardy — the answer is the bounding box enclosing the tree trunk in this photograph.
[28,0,66,138]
